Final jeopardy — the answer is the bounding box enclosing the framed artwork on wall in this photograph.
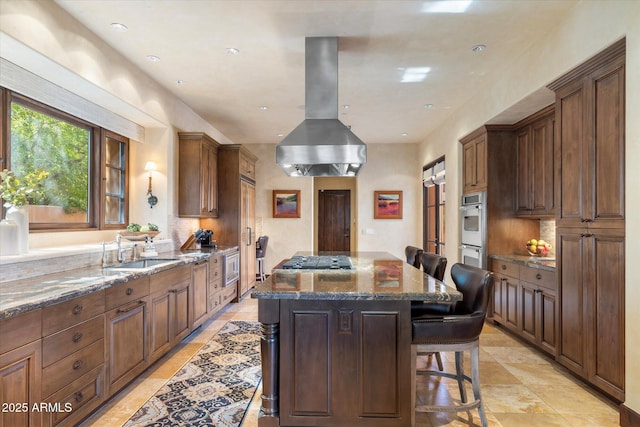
[374,190,403,219]
[273,190,301,218]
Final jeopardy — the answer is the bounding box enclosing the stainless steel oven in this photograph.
[460,191,486,268]
[223,251,240,287]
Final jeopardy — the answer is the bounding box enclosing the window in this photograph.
[423,157,445,255]
[1,88,129,230]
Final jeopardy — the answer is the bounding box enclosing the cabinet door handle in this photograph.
[116,300,145,313]
[72,359,83,370]
[501,264,507,270]
[247,227,252,246]
[75,392,84,403]
[72,332,83,343]
[72,304,83,315]
[536,273,542,280]
[126,287,134,296]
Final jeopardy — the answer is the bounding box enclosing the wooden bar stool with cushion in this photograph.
[256,236,269,282]
[405,245,423,269]
[410,263,494,427]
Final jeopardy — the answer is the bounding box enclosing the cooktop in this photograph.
[281,255,354,270]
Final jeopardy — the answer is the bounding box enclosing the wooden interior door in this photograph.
[318,189,350,252]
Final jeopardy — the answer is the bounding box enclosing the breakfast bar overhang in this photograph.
[251,252,462,427]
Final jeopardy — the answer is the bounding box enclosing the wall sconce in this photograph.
[144,161,158,208]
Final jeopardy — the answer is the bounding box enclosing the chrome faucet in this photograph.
[116,234,133,262]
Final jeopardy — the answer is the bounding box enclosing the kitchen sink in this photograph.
[107,258,180,270]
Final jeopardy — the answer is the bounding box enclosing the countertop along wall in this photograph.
[418,0,640,418]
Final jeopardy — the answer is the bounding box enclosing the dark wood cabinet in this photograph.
[549,39,625,401]
[178,132,220,218]
[514,106,555,217]
[461,132,487,194]
[278,299,410,426]
[490,259,556,356]
[556,227,625,401]
[551,43,625,230]
[210,145,257,299]
[519,266,556,354]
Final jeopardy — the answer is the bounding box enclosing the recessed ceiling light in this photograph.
[342,105,350,109]
[110,22,128,32]
[471,44,486,52]
[422,0,472,14]
[277,133,284,137]
[424,103,434,109]
[176,80,186,84]
[402,132,409,137]
[147,55,160,62]
[400,67,431,83]
[226,48,240,55]
[259,106,268,110]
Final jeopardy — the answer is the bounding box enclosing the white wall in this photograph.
[419,0,640,415]
[247,143,421,272]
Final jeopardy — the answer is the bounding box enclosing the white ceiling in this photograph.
[53,0,576,145]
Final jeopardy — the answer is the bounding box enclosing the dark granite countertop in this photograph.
[489,254,556,272]
[251,251,462,302]
[0,246,238,320]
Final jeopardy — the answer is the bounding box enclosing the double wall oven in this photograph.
[460,191,486,268]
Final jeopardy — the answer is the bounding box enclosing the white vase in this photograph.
[0,219,19,256]
[6,205,29,254]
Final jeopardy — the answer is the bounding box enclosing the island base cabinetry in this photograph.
[259,299,411,427]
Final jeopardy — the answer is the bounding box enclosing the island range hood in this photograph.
[276,37,367,177]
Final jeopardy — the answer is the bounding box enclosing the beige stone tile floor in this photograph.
[81,294,620,427]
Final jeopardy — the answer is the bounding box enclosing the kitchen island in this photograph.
[251,251,462,427]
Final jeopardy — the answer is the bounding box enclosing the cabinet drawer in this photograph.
[210,255,222,281]
[208,291,222,314]
[0,309,42,354]
[106,276,150,311]
[45,365,105,427]
[42,339,104,398]
[42,315,104,367]
[151,264,190,293]
[491,259,520,279]
[520,267,556,291]
[221,285,237,305]
[43,291,105,336]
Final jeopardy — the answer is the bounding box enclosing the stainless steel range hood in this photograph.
[276,37,366,177]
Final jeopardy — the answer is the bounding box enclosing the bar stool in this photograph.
[413,252,448,371]
[404,245,423,269]
[411,263,494,427]
[256,236,269,282]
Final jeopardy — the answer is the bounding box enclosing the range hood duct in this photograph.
[276,37,366,177]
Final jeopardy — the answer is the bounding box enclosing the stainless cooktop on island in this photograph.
[251,251,461,427]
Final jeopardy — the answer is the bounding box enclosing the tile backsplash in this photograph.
[539,220,556,257]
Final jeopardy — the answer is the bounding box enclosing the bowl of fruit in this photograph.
[526,239,552,257]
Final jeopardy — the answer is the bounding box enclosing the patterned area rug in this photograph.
[124,320,262,427]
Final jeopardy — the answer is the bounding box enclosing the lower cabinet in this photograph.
[0,257,237,426]
[149,265,192,364]
[0,340,42,427]
[490,258,557,356]
[192,259,210,328]
[557,227,625,401]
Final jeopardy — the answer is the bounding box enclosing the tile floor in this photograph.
[81,294,620,427]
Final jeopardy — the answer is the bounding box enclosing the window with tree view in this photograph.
[3,90,129,230]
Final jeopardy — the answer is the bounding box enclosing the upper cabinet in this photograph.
[548,39,625,230]
[178,132,220,218]
[461,131,487,194]
[514,106,555,217]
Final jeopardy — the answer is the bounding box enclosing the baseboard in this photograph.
[620,403,640,427]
